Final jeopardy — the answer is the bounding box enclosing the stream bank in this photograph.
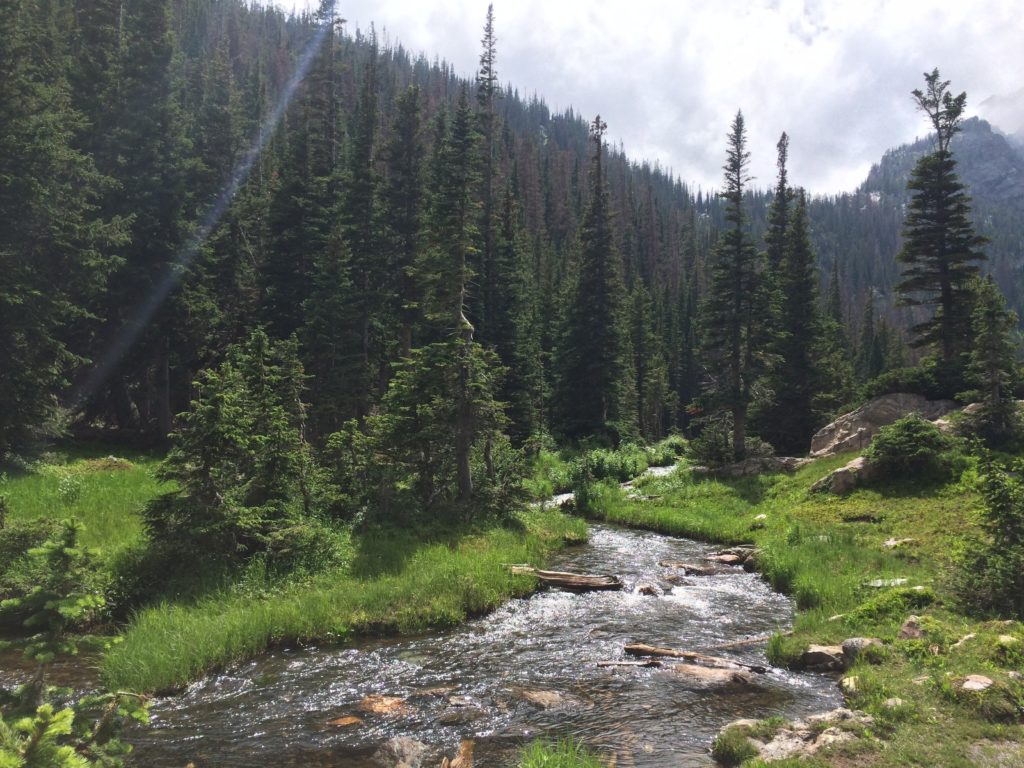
[128,523,840,766]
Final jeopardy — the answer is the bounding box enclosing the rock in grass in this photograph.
[842,637,883,663]
[883,537,917,549]
[809,393,956,457]
[801,644,846,670]
[719,708,873,763]
[865,578,909,588]
[372,736,428,768]
[960,674,994,692]
[897,616,924,640]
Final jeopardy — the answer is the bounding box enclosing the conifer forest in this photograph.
[2,2,1024,766]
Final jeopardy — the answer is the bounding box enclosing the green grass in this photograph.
[582,454,1024,766]
[102,507,586,693]
[518,738,604,768]
[0,445,166,553]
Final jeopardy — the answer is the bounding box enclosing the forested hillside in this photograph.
[6,0,1023,467]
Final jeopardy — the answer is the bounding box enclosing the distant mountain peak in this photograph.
[978,87,1024,146]
[860,116,1024,201]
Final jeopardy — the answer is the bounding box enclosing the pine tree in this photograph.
[896,69,986,367]
[145,329,317,558]
[413,87,490,502]
[553,117,630,442]
[84,0,189,437]
[630,284,671,440]
[697,111,773,460]
[0,0,123,454]
[962,276,1020,443]
[764,132,791,275]
[771,191,828,452]
[476,4,501,342]
[380,86,425,358]
[855,294,884,381]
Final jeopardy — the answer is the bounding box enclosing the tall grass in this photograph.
[519,738,604,768]
[0,449,166,552]
[103,509,586,692]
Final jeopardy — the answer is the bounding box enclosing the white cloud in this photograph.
[283,0,1023,194]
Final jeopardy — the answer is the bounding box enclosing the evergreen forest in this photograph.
[2,2,1024,766]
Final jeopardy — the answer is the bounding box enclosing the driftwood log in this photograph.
[507,565,623,591]
[624,643,769,674]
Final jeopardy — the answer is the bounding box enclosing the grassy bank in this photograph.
[103,508,585,692]
[580,457,1024,765]
[0,445,586,695]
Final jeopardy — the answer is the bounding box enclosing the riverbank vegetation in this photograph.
[577,435,1024,765]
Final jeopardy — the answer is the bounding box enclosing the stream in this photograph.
[128,510,842,766]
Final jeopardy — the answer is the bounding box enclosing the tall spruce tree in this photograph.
[962,276,1020,443]
[0,0,123,454]
[380,86,424,358]
[553,117,630,442]
[896,69,986,369]
[766,190,828,453]
[697,111,773,460]
[476,4,500,342]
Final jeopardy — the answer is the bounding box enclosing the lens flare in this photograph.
[74,10,335,407]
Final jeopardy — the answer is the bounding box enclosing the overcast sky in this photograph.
[283,0,1023,195]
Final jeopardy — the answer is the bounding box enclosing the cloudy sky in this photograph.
[284,0,1023,195]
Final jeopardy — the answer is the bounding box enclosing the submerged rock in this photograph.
[633,582,662,597]
[372,736,428,768]
[669,663,754,687]
[516,688,570,709]
[358,695,411,716]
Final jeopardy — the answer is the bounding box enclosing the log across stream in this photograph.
[128,524,841,767]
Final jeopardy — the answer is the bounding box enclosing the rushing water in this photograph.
[128,520,841,767]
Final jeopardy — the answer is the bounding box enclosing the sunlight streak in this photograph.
[74,9,335,407]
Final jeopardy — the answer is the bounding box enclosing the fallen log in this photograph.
[624,643,769,674]
[507,565,623,591]
[596,659,664,668]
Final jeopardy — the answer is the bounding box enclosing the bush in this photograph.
[864,415,963,484]
[861,357,964,401]
[711,726,760,766]
[952,456,1024,618]
[644,434,687,466]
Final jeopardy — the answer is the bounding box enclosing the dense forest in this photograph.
[4,1,1024,766]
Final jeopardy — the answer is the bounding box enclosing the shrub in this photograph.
[864,415,962,484]
[711,725,760,766]
[952,456,1024,618]
[143,330,322,561]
